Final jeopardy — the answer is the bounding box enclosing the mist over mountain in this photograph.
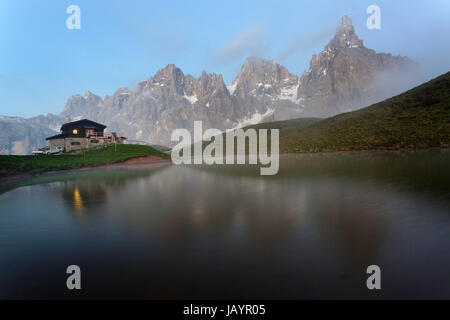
[297,15,419,117]
[1,16,422,154]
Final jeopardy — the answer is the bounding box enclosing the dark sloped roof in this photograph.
[61,119,107,130]
[46,134,66,141]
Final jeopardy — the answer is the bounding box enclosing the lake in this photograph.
[1,150,450,299]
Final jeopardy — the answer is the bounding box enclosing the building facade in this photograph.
[46,119,126,152]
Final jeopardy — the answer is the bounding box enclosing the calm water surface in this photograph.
[1,151,450,299]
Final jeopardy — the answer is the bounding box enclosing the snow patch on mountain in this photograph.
[232,108,275,130]
[48,125,60,132]
[278,83,302,104]
[227,82,237,95]
[183,93,198,104]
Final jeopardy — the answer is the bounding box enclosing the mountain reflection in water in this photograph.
[0,151,449,299]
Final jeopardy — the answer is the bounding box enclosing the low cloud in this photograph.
[211,25,270,65]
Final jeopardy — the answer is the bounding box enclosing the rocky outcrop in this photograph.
[229,57,303,122]
[0,116,57,155]
[57,58,309,146]
[297,15,419,117]
[61,91,103,120]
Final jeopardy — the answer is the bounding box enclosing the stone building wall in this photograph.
[49,138,65,149]
[64,138,89,152]
[48,137,117,152]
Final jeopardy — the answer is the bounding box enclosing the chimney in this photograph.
[66,116,71,123]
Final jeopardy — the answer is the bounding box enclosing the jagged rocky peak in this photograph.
[183,74,197,96]
[196,71,227,96]
[154,64,184,81]
[298,15,419,118]
[84,91,104,104]
[149,64,186,96]
[240,56,294,81]
[61,94,90,115]
[134,64,230,105]
[114,87,132,95]
[61,90,103,118]
[66,90,102,104]
[229,56,299,97]
[302,15,364,75]
[330,15,364,49]
[84,90,95,98]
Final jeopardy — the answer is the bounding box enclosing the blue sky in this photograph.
[1,0,449,118]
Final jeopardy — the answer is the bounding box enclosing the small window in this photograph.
[71,142,81,146]
[73,129,78,135]
[90,140,99,143]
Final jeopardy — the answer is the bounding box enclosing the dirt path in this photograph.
[118,155,171,165]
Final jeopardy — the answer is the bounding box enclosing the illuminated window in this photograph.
[73,129,78,135]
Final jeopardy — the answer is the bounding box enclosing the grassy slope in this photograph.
[243,71,450,153]
[150,144,172,152]
[0,144,170,177]
[241,118,321,133]
[191,118,320,154]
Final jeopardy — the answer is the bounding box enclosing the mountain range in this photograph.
[0,15,420,154]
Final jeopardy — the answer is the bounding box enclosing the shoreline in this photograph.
[0,155,172,190]
[1,147,448,191]
[279,146,449,156]
[110,154,171,165]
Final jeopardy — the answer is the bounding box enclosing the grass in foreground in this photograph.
[0,144,170,177]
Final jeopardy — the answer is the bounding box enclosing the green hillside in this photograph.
[0,144,170,178]
[243,71,450,153]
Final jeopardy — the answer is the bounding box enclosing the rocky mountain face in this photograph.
[1,15,419,153]
[61,91,104,120]
[56,59,304,146]
[297,15,419,117]
[228,57,304,122]
[0,116,57,155]
[59,66,238,146]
